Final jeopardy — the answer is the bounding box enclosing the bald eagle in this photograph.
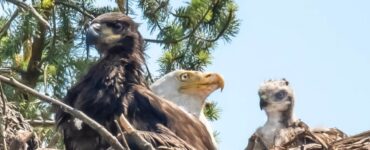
[150,70,224,147]
[55,12,216,150]
[246,79,346,150]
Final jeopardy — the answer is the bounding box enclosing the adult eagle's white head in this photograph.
[150,70,224,117]
[150,70,224,147]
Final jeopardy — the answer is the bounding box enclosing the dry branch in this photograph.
[114,120,130,149]
[0,75,124,150]
[0,68,12,74]
[117,114,155,150]
[5,0,50,29]
[26,120,54,127]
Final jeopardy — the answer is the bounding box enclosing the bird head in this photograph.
[151,70,224,103]
[86,12,142,56]
[258,79,294,113]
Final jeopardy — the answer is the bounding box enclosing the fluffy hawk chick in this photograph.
[150,70,224,147]
[253,79,296,149]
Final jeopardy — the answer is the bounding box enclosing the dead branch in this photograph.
[0,75,124,150]
[114,120,130,149]
[5,0,50,29]
[0,68,12,74]
[117,115,155,150]
[26,120,54,127]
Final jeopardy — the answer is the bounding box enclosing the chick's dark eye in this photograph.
[113,23,123,31]
[107,23,124,31]
[275,90,287,100]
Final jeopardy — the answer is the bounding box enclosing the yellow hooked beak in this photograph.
[178,71,224,99]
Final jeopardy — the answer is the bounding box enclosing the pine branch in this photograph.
[0,75,125,150]
[199,9,235,43]
[0,9,19,38]
[55,0,95,19]
[144,38,166,43]
[144,4,214,44]
[5,0,50,29]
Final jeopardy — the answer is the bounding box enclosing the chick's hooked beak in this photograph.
[86,23,101,45]
[259,93,268,110]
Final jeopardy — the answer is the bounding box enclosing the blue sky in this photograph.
[2,0,370,149]
[198,0,370,149]
[147,0,370,149]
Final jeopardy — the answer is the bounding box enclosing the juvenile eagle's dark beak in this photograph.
[86,23,101,45]
[259,99,268,110]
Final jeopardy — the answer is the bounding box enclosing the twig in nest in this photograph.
[114,120,130,149]
[299,121,329,149]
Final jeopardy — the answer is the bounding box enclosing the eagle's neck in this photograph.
[174,94,205,117]
[265,107,294,127]
[157,92,205,117]
[101,36,146,87]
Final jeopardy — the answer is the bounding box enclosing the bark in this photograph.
[21,21,47,88]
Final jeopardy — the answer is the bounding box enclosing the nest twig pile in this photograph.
[246,120,348,150]
[246,119,370,150]
[0,93,39,150]
[330,130,370,150]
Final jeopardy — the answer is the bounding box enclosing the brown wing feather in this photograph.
[128,125,195,149]
[126,85,216,149]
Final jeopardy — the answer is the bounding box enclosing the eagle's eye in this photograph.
[107,22,124,32]
[179,73,189,81]
[274,90,287,100]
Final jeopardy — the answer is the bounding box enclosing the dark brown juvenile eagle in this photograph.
[55,12,216,150]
